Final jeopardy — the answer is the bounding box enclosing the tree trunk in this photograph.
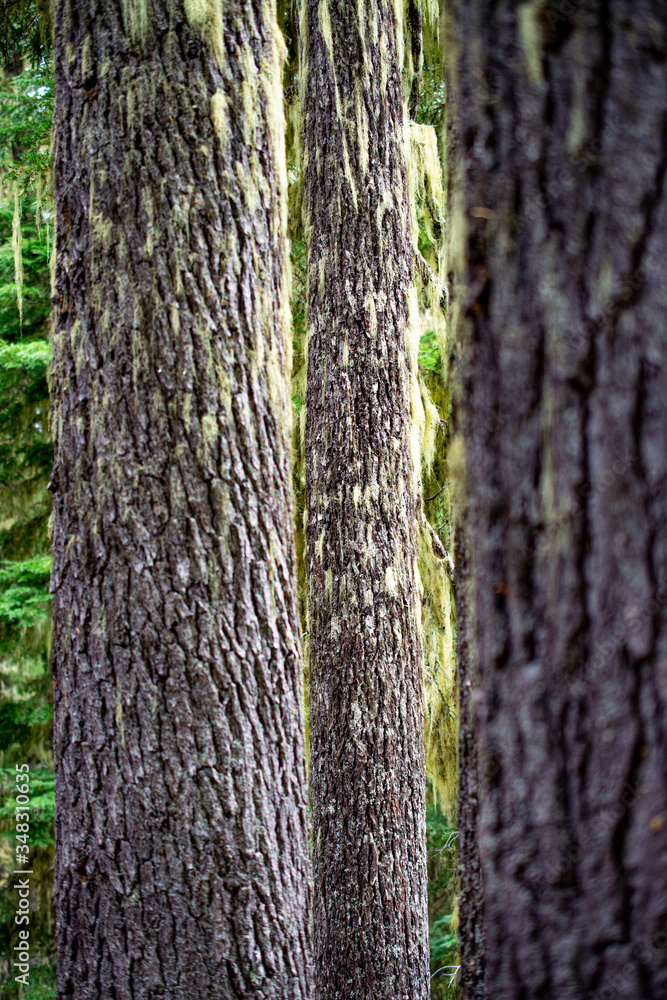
[301,2,430,998]
[453,528,487,999]
[448,2,667,997]
[50,2,311,997]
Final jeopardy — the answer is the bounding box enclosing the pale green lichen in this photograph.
[210,92,228,148]
[418,0,440,31]
[406,285,425,486]
[265,21,290,239]
[183,0,224,68]
[12,185,23,325]
[316,0,358,207]
[420,521,457,818]
[403,98,457,819]
[518,0,545,85]
[115,680,126,749]
[81,34,93,82]
[565,29,589,156]
[420,377,442,477]
[392,0,405,74]
[355,80,370,175]
[317,0,334,63]
[120,0,150,46]
[46,221,55,295]
[407,122,445,255]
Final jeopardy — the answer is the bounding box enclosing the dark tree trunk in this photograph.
[447,2,667,998]
[50,2,311,998]
[453,528,487,1000]
[407,0,424,121]
[300,2,430,998]
[442,2,488,991]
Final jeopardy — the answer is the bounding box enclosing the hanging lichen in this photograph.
[420,507,458,819]
[12,183,23,326]
[406,97,458,819]
[418,365,458,820]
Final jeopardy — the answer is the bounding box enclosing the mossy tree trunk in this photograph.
[448,3,667,998]
[50,2,311,997]
[301,2,430,998]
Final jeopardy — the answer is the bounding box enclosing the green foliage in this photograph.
[0,25,55,984]
[0,659,52,762]
[431,912,459,966]
[415,55,446,132]
[427,794,460,997]
[0,64,54,186]
[417,219,438,262]
[0,961,56,999]
[0,766,56,995]
[0,197,52,559]
[419,328,442,373]
[290,237,307,357]
[0,552,51,589]
[0,553,51,626]
[0,677,50,755]
[0,766,54,845]
[0,336,49,369]
[292,392,304,414]
[0,0,51,70]
[0,194,52,341]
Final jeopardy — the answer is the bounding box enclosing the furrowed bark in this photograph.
[301,2,430,998]
[50,2,311,997]
[454,527,486,1000]
[448,2,667,998]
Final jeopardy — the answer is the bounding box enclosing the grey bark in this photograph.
[301,2,430,998]
[407,0,424,121]
[448,2,667,998]
[50,2,312,997]
[453,528,486,1000]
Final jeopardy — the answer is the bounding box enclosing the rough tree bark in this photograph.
[50,2,311,997]
[453,529,486,1000]
[440,2,488,991]
[301,2,430,998]
[448,2,667,998]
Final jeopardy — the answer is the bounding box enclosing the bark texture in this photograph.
[301,2,430,998]
[453,528,486,1000]
[448,2,667,998]
[441,3,488,991]
[50,2,311,998]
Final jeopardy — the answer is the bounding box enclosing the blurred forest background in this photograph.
[0,3,459,997]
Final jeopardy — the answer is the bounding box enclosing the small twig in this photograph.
[431,964,461,987]
[421,514,447,560]
[425,484,446,502]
